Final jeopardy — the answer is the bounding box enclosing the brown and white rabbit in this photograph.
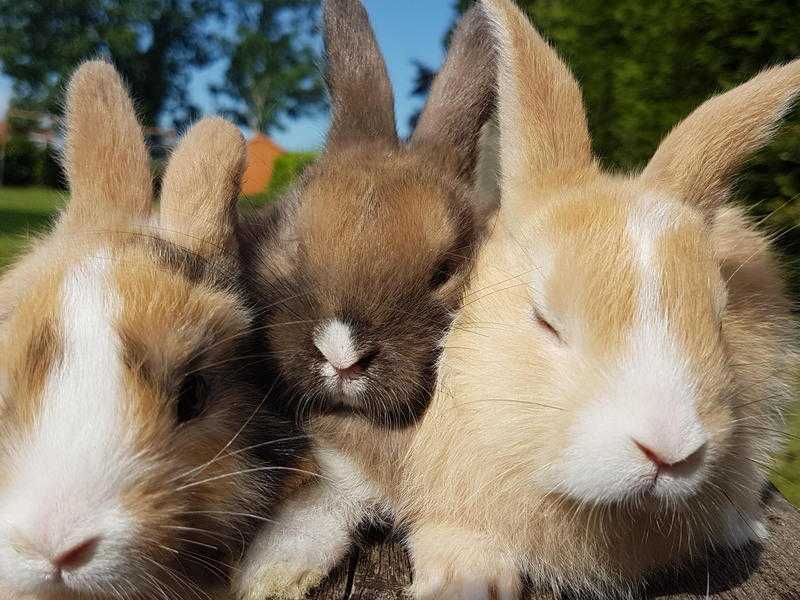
[386,0,800,597]
[0,61,306,600]
[233,1,497,598]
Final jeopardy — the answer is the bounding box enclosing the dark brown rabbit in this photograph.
[240,0,497,429]
[233,1,497,598]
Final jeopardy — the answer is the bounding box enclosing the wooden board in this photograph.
[305,489,800,599]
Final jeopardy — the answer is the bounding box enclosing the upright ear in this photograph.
[62,60,152,227]
[482,0,593,209]
[642,60,800,216]
[159,117,246,260]
[411,5,497,182]
[323,0,397,149]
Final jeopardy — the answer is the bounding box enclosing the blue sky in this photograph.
[0,1,457,152]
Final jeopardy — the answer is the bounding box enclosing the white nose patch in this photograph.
[313,320,369,398]
[314,319,360,370]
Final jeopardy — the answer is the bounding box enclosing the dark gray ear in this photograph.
[324,0,397,148]
[410,5,497,182]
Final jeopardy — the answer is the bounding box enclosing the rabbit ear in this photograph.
[642,60,800,217]
[159,117,246,260]
[323,0,397,149]
[410,5,497,182]
[482,0,593,208]
[62,60,152,227]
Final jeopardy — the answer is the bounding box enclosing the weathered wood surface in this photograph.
[307,489,800,599]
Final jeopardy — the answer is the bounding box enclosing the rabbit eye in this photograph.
[176,373,208,424]
[430,256,459,289]
[534,310,562,342]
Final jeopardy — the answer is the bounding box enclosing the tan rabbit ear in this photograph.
[323,0,398,149]
[62,60,152,227]
[482,0,593,208]
[411,5,497,183]
[159,117,245,260]
[642,60,800,217]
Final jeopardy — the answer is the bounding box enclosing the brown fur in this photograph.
[317,1,799,598]
[242,0,497,427]
[0,61,305,600]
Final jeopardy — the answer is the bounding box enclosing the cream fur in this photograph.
[376,0,799,596]
[257,1,799,597]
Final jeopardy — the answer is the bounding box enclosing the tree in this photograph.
[0,0,224,128]
[215,0,325,134]
[420,0,800,281]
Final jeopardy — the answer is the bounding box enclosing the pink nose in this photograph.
[634,441,671,468]
[52,537,100,571]
[634,440,706,473]
[335,361,365,380]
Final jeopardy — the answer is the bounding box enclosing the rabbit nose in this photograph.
[52,536,101,572]
[633,439,707,474]
[314,319,362,370]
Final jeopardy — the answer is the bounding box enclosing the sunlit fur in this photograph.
[240,0,498,429]
[374,1,800,597]
[233,2,498,598]
[0,61,305,600]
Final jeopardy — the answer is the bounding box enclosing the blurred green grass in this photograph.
[1,185,799,507]
[0,186,64,269]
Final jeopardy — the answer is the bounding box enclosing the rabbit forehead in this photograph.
[2,239,245,444]
[539,191,720,361]
[301,166,458,271]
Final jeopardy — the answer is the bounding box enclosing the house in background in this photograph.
[242,133,285,195]
[2,110,285,195]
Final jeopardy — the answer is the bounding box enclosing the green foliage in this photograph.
[269,151,317,196]
[774,405,800,508]
[0,0,224,127]
[0,1,324,133]
[216,1,325,134]
[446,0,800,285]
[2,139,64,188]
[2,137,43,186]
[41,146,66,190]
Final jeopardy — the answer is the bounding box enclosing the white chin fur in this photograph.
[0,255,139,595]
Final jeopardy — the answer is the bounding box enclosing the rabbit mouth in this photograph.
[319,361,370,398]
[312,318,380,400]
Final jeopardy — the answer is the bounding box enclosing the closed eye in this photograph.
[534,309,562,342]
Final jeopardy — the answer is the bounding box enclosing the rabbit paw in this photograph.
[235,560,327,600]
[406,525,520,600]
[233,513,347,600]
[234,448,374,600]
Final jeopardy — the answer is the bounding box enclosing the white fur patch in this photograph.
[559,196,709,503]
[314,319,359,370]
[314,319,368,397]
[235,445,378,600]
[0,254,136,595]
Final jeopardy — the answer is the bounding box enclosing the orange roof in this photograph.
[241,133,286,195]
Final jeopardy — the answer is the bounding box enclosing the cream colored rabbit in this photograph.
[389,0,800,597]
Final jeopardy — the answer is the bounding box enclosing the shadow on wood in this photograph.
[302,487,799,599]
